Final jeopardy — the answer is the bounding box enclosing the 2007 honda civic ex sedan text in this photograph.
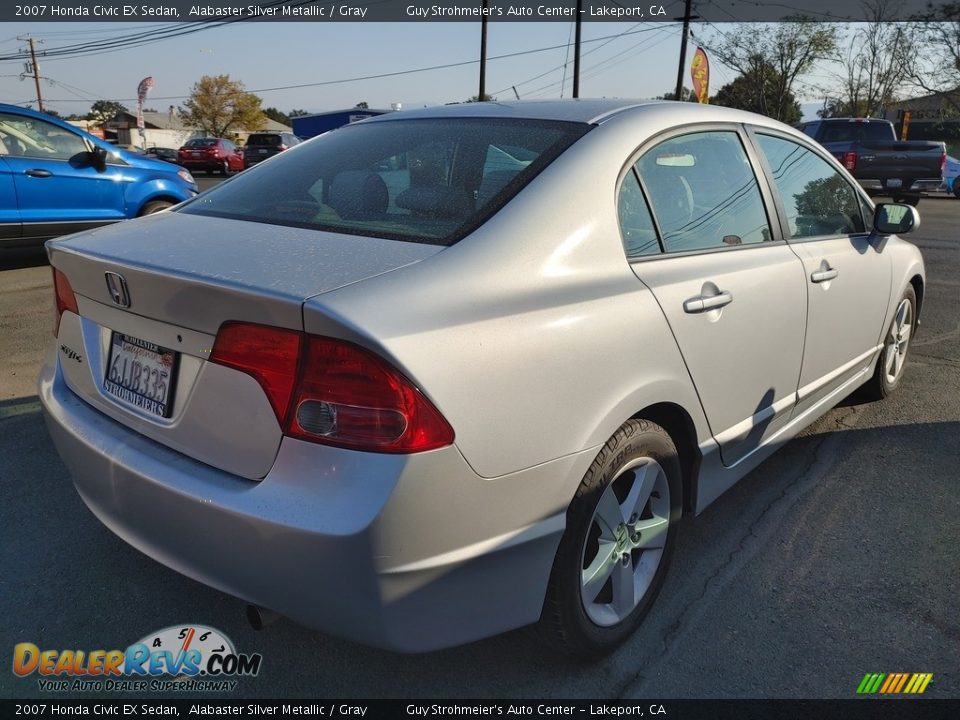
[40,100,924,656]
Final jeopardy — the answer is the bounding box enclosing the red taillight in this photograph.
[278,144,288,151]
[52,268,78,337]
[210,322,302,421]
[843,151,857,171]
[210,323,454,454]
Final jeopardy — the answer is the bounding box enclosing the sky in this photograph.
[0,17,847,120]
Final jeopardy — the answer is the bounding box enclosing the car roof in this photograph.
[361,99,797,132]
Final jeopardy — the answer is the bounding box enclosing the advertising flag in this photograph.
[690,48,710,104]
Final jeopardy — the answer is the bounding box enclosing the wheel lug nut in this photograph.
[621,553,630,566]
[629,514,638,523]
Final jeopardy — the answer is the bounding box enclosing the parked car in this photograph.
[943,154,960,197]
[798,117,945,206]
[242,131,301,168]
[177,137,244,175]
[40,100,924,656]
[0,104,197,250]
[144,146,180,164]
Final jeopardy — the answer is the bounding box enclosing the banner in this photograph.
[690,47,709,104]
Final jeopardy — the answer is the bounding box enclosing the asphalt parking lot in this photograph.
[1,195,958,700]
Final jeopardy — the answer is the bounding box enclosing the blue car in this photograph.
[944,154,960,197]
[0,104,198,250]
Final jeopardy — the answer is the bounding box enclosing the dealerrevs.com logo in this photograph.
[12,625,262,693]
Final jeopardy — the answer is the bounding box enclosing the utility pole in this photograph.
[573,0,583,98]
[673,0,698,101]
[479,0,488,101]
[27,37,44,113]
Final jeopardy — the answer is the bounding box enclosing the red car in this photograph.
[177,137,244,176]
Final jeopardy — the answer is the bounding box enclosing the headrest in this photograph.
[329,171,389,219]
[396,185,471,219]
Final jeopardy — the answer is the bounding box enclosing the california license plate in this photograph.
[104,333,178,418]
[887,178,903,188]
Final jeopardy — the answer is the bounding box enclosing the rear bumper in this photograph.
[39,349,584,651]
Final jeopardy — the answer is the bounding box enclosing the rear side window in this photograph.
[180,118,590,245]
[617,171,660,258]
[636,131,772,253]
[185,138,217,148]
[755,134,866,238]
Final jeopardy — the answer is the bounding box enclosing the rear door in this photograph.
[624,127,807,466]
[749,130,891,416]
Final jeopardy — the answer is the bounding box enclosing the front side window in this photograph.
[180,118,590,245]
[0,113,88,160]
[755,134,865,238]
[635,131,772,253]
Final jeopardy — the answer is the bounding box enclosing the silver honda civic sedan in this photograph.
[40,100,924,656]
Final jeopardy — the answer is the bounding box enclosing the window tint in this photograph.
[755,134,865,238]
[180,118,590,246]
[248,134,281,147]
[636,131,771,253]
[617,171,660,258]
[0,113,87,160]
[185,138,217,148]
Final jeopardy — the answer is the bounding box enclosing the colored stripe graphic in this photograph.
[857,673,932,694]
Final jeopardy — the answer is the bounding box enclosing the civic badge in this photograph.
[104,271,130,308]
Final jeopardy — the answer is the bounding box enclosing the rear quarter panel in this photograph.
[304,108,715,479]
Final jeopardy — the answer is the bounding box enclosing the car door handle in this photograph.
[683,290,733,314]
[24,169,52,178]
[810,267,839,283]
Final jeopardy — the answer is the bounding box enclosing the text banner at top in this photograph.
[2,0,949,23]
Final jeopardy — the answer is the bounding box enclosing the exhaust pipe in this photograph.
[245,604,280,631]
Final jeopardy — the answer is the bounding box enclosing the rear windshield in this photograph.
[820,122,892,144]
[179,118,590,245]
[246,134,281,147]
[184,138,217,148]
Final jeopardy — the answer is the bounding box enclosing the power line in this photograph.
[34,25,692,105]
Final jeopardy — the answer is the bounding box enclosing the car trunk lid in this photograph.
[48,211,443,479]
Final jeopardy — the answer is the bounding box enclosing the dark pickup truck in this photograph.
[798,118,945,206]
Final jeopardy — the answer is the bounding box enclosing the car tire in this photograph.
[537,419,682,657]
[220,161,232,177]
[903,195,921,207]
[953,181,960,199]
[862,284,917,400]
[138,200,174,216]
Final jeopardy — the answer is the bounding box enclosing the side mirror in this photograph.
[873,203,920,235]
[88,146,108,173]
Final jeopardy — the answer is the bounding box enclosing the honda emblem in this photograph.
[104,272,130,308]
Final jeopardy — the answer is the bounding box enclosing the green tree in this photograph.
[263,107,290,125]
[288,109,310,118]
[706,17,838,123]
[713,59,802,123]
[180,75,266,137]
[653,88,697,102]
[87,100,127,128]
[466,94,496,102]
[354,101,369,109]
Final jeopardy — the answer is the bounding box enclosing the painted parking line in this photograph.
[0,399,42,420]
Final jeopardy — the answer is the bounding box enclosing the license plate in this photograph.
[887,179,903,188]
[258,149,268,154]
[104,333,179,418]
[192,151,202,157]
